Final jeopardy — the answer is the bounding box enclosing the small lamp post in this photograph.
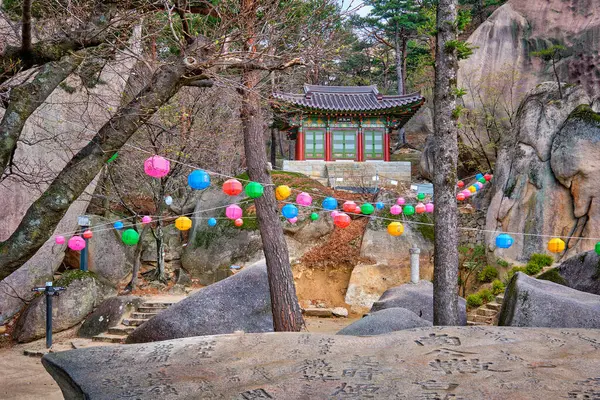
[78,215,90,271]
[32,282,65,348]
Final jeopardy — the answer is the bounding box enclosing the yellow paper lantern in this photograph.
[387,222,404,237]
[547,238,565,253]
[175,216,192,231]
[275,185,291,201]
[468,185,476,193]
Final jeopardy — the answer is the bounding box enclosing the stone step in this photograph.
[485,302,502,311]
[122,318,147,327]
[131,312,158,319]
[92,333,126,344]
[303,308,333,318]
[140,302,173,308]
[468,314,492,324]
[476,308,497,317]
[108,326,135,336]
[495,295,504,303]
[467,321,486,326]
[137,306,167,314]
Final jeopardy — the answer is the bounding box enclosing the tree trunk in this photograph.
[270,127,277,168]
[154,224,166,283]
[0,53,194,280]
[125,225,148,292]
[552,57,563,99]
[432,0,460,326]
[21,0,32,57]
[394,27,404,96]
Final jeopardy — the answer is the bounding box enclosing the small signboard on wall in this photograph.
[337,117,352,123]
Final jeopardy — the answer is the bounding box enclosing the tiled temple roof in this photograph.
[272,85,424,113]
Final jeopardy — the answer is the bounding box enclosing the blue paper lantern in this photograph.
[282,204,298,219]
[322,197,338,211]
[376,202,385,210]
[475,173,484,181]
[113,221,124,230]
[207,218,217,227]
[188,170,211,190]
[496,233,514,249]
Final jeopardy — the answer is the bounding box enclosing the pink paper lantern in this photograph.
[68,236,86,251]
[416,202,426,214]
[226,204,243,220]
[144,155,170,178]
[296,192,313,206]
[331,210,340,218]
[55,236,65,245]
[462,189,471,199]
[390,205,402,215]
[141,216,152,224]
[425,203,434,213]
[397,197,406,205]
[354,205,361,214]
[288,217,298,224]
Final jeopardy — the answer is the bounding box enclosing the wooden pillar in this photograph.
[295,129,305,160]
[325,126,332,161]
[384,129,391,162]
[357,123,364,162]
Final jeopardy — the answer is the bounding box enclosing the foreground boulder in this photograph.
[370,280,467,325]
[78,296,143,338]
[553,250,600,295]
[14,272,115,343]
[44,326,600,399]
[337,308,431,336]
[499,272,600,328]
[126,261,272,343]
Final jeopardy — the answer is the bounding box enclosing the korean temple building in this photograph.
[272,85,425,185]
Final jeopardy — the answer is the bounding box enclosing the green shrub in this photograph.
[496,258,510,268]
[505,266,527,285]
[478,288,495,303]
[466,294,483,308]
[525,261,543,276]
[529,253,554,267]
[537,269,567,285]
[478,266,499,283]
[491,280,505,295]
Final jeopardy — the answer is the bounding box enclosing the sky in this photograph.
[339,0,372,17]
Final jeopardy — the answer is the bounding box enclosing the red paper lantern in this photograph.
[415,202,426,214]
[82,230,93,239]
[342,201,357,213]
[354,205,361,214]
[223,179,243,196]
[234,218,244,227]
[456,192,465,201]
[484,173,492,182]
[457,180,465,188]
[334,213,351,228]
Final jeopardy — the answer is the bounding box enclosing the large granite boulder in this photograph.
[485,83,597,263]
[78,296,143,338]
[126,261,273,343]
[370,280,467,325]
[14,272,115,343]
[141,224,182,263]
[499,272,600,328]
[44,327,600,399]
[552,250,600,295]
[337,308,431,336]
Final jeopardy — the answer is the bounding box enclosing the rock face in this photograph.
[141,224,182,263]
[86,216,134,287]
[459,0,600,101]
[485,83,599,262]
[337,308,431,336]
[78,296,143,338]
[126,261,273,343]
[44,327,600,400]
[554,250,600,295]
[499,272,600,328]
[14,275,115,343]
[370,280,467,325]
[345,192,434,312]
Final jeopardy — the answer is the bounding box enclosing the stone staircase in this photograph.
[92,301,175,344]
[467,294,504,326]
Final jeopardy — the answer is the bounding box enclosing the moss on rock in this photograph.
[55,270,97,287]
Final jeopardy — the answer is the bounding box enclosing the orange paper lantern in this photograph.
[223,179,243,196]
[234,218,244,227]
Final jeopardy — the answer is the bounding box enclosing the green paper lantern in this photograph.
[596,242,600,256]
[478,177,486,184]
[245,182,264,199]
[106,153,118,163]
[122,229,140,246]
[360,203,375,215]
[310,212,319,221]
[417,193,425,200]
[403,205,415,216]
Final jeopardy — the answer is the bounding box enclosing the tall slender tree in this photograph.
[432,0,460,325]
